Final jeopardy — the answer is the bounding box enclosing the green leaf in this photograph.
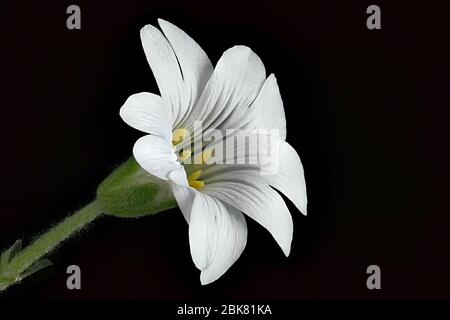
[0,241,53,292]
[20,259,53,279]
[0,240,22,267]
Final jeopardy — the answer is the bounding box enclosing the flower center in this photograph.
[172,128,207,190]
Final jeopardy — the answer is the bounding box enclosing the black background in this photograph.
[0,0,449,300]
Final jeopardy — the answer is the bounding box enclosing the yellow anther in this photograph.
[188,169,202,182]
[202,148,214,164]
[193,149,214,165]
[179,150,192,161]
[189,180,205,190]
[188,169,205,190]
[172,128,190,146]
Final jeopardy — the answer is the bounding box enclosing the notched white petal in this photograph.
[140,24,185,124]
[263,141,308,215]
[200,206,247,285]
[158,19,213,126]
[244,74,287,140]
[204,172,293,257]
[133,134,181,181]
[184,45,266,134]
[188,193,248,284]
[120,92,172,140]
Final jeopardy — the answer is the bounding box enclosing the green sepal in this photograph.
[97,157,177,218]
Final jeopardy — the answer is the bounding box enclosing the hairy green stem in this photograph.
[0,200,104,291]
[0,157,177,292]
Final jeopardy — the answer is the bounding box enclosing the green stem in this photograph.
[0,200,104,291]
[0,157,177,293]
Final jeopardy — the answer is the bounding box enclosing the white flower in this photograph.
[120,19,307,285]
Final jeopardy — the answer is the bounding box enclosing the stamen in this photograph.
[193,149,214,165]
[202,148,214,164]
[188,169,202,182]
[188,169,205,190]
[171,128,207,190]
[189,180,205,190]
[179,150,192,161]
[172,128,190,146]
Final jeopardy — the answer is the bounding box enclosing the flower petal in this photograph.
[140,24,184,127]
[188,192,248,284]
[169,179,196,223]
[262,141,307,215]
[204,134,307,215]
[243,74,287,140]
[207,130,279,167]
[133,134,181,181]
[184,45,266,134]
[120,92,172,140]
[158,19,213,126]
[204,171,293,256]
[222,74,286,139]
